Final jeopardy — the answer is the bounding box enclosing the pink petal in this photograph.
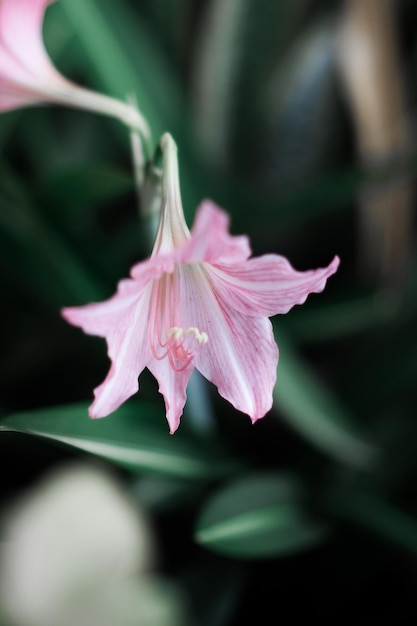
[89,341,140,419]
[63,276,158,419]
[196,308,277,422]
[130,249,175,280]
[0,90,39,111]
[0,47,33,91]
[147,358,194,434]
[62,257,170,337]
[176,265,278,421]
[183,200,251,264]
[207,255,340,317]
[0,0,95,114]
[144,264,201,433]
[62,279,143,338]
[88,287,153,418]
[0,0,58,82]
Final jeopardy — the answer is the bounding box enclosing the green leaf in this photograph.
[44,164,134,209]
[195,471,326,559]
[0,402,243,481]
[192,0,251,166]
[0,163,105,305]
[0,110,20,149]
[328,488,417,554]
[284,289,400,342]
[192,0,313,170]
[132,475,203,512]
[60,0,184,144]
[273,330,377,468]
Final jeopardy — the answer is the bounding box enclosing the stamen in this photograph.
[183,327,209,344]
[164,326,209,372]
[167,326,183,341]
[149,271,208,371]
[167,325,209,346]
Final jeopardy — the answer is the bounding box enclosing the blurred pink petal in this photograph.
[0,0,149,134]
[62,134,339,432]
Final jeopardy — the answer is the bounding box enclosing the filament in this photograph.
[149,270,208,371]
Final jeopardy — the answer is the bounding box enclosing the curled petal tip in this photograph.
[167,415,181,435]
[88,405,101,419]
[250,410,269,425]
[330,255,341,272]
[60,307,70,321]
[61,307,83,328]
[88,403,113,419]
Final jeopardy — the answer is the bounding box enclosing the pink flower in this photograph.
[62,134,339,433]
[0,0,148,135]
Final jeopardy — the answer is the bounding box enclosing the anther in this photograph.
[168,326,209,344]
[167,326,183,340]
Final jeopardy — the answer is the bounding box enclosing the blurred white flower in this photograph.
[0,462,185,626]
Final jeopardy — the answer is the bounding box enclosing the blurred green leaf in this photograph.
[38,159,144,294]
[273,330,377,467]
[0,402,244,481]
[132,475,203,512]
[180,558,245,626]
[60,0,184,145]
[45,164,134,209]
[192,0,250,166]
[329,488,417,554]
[0,110,20,149]
[284,289,401,342]
[142,0,190,61]
[284,245,417,345]
[0,163,105,305]
[195,471,326,559]
[192,0,314,171]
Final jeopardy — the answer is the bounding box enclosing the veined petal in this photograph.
[151,134,191,255]
[177,265,278,421]
[197,306,277,422]
[207,255,340,317]
[62,257,170,336]
[61,281,141,339]
[145,264,205,433]
[130,244,175,280]
[147,358,194,434]
[89,286,153,418]
[183,200,251,265]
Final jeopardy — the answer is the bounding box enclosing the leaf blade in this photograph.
[195,471,326,559]
[0,402,243,481]
[274,331,377,468]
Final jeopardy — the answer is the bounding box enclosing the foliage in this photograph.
[1,0,417,623]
